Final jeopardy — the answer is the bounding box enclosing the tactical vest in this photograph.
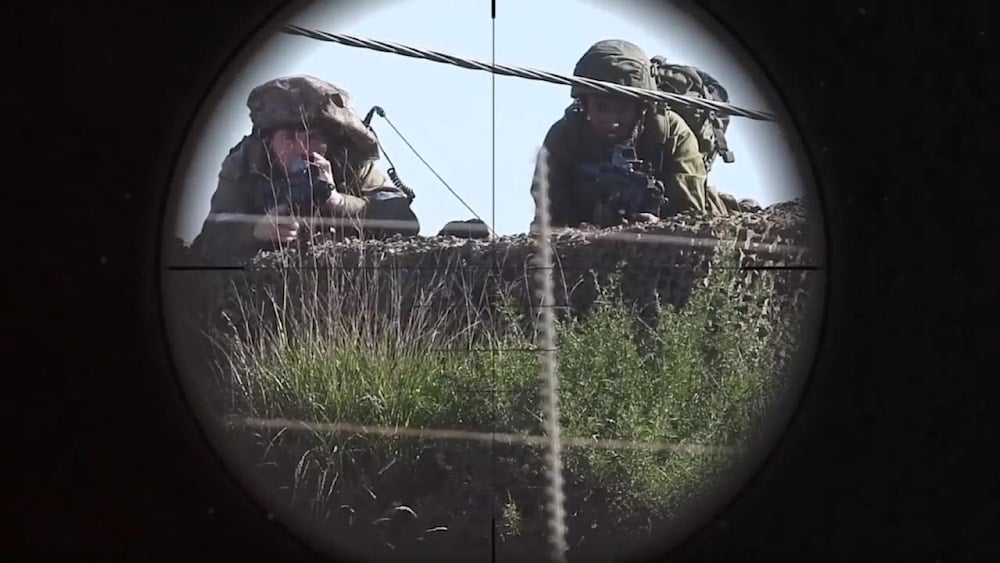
[220,133,379,209]
[560,105,732,216]
[562,105,680,178]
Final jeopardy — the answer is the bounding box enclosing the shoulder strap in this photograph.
[636,110,671,176]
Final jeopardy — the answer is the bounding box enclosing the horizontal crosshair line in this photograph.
[224,416,748,456]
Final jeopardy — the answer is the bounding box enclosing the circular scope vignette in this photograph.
[158,1,827,561]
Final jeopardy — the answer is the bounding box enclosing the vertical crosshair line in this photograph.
[490,1,498,560]
[532,147,568,562]
[491,0,496,232]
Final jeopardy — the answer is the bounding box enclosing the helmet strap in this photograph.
[629,104,648,143]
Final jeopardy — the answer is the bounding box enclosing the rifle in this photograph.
[576,140,669,227]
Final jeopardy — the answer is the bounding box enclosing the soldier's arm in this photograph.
[321,160,420,235]
[659,112,710,213]
[354,162,398,200]
[531,120,576,229]
[189,149,267,265]
[317,160,393,215]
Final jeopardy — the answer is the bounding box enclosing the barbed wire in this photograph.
[280,25,777,122]
[200,212,813,258]
[530,147,568,562]
[225,416,746,456]
[546,226,814,257]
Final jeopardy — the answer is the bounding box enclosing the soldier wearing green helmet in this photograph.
[189,75,420,266]
[531,39,734,228]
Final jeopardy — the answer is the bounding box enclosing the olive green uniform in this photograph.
[189,75,419,266]
[536,104,733,228]
[531,39,742,228]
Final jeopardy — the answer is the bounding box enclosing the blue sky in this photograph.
[168,0,812,242]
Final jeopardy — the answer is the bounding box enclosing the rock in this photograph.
[436,218,491,239]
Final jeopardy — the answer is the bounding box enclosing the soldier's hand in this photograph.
[309,151,336,186]
[308,151,344,208]
[252,204,300,242]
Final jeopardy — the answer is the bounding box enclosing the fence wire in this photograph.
[280,24,777,121]
[225,416,746,456]
[530,147,568,562]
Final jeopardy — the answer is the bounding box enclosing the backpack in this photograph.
[648,56,735,173]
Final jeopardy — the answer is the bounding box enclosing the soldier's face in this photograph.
[584,95,641,139]
[268,127,331,171]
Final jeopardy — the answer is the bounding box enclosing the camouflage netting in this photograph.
[166,197,821,347]
[161,198,822,561]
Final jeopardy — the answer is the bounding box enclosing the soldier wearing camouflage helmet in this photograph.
[189,75,420,265]
[531,39,732,229]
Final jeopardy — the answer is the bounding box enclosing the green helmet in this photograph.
[246,75,379,161]
[570,39,656,99]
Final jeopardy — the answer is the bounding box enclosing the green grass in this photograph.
[205,246,806,555]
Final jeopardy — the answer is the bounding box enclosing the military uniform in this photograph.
[532,40,741,229]
[189,75,419,266]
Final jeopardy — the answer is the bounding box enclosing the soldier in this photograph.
[530,39,736,229]
[189,75,420,265]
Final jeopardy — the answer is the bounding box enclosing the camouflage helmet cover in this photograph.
[571,39,656,98]
[247,75,379,161]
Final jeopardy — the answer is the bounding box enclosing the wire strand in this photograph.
[224,416,746,456]
[531,147,568,562]
[378,113,496,236]
[280,25,777,121]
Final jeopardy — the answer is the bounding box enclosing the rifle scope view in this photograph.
[157,1,826,562]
